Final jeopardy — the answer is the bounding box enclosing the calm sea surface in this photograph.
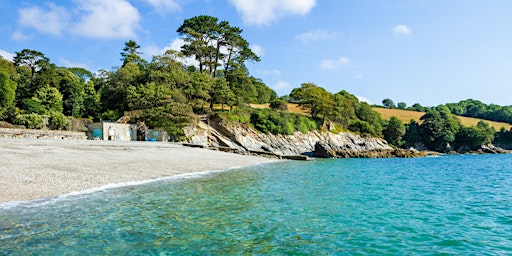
[1,154,512,255]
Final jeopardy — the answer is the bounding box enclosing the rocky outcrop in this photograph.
[313,140,428,158]
[183,117,413,159]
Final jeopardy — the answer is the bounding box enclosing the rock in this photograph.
[183,117,433,159]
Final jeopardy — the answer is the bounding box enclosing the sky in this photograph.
[1,0,511,107]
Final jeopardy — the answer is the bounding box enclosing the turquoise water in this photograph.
[1,154,512,255]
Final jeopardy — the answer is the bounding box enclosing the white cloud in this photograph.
[251,44,265,56]
[11,31,30,41]
[0,50,15,61]
[144,0,180,14]
[320,57,351,70]
[356,95,371,104]
[72,0,141,39]
[59,58,88,69]
[273,80,291,91]
[142,38,185,57]
[229,0,316,25]
[296,29,336,44]
[355,74,364,79]
[18,3,70,35]
[258,69,281,76]
[393,24,412,35]
[143,38,198,66]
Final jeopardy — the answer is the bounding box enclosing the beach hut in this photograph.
[87,121,136,141]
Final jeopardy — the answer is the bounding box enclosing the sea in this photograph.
[1,154,511,255]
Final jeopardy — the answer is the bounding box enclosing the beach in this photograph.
[0,138,276,203]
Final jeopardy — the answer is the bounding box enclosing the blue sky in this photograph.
[1,0,511,106]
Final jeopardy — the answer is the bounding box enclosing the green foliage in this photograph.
[419,109,461,151]
[210,77,235,109]
[13,49,49,81]
[56,69,85,117]
[100,110,122,122]
[0,69,17,118]
[290,83,334,120]
[48,111,70,130]
[249,108,316,135]
[269,97,288,111]
[177,15,259,76]
[332,90,358,126]
[226,67,275,104]
[142,103,193,137]
[443,99,512,124]
[494,128,512,149]
[453,124,493,151]
[82,80,100,120]
[382,98,396,109]
[383,116,406,147]
[22,85,63,115]
[223,109,251,124]
[403,120,422,148]
[100,62,143,113]
[411,103,428,112]
[14,113,45,129]
[397,102,407,110]
[355,102,383,137]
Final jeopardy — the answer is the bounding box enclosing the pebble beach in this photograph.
[0,138,275,203]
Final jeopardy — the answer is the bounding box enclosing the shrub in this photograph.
[48,111,70,130]
[250,109,316,135]
[14,113,45,129]
[269,98,288,111]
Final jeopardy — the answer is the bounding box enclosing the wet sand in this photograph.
[0,138,276,203]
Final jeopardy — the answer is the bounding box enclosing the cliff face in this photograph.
[183,118,412,158]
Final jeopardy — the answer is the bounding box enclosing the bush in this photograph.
[250,109,316,135]
[269,98,288,111]
[14,113,46,129]
[48,111,70,130]
[100,110,122,122]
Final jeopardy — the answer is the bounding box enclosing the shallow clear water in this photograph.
[1,154,512,255]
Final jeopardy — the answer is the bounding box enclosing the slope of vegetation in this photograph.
[374,107,512,131]
[1,14,511,153]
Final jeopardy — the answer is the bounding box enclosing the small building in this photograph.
[145,128,169,142]
[87,122,136,141]
[87,121,168,142]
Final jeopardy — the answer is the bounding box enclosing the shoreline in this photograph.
[0,138,278,205]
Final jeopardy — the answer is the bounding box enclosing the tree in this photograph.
[397,102,407,110]
[120,40,145,67]
[177,15,259,77]
[332,90,358,126]
[403,119,422,148]
[290,83,334,121]
[100,62,143,113]
[13,49,49,81]
[383,116,406,147]
[210,77,235,110]
[382,98,396,109]
[270,97,288,111]
[0,58,17,119]
[56,69,85,117]
[419,109,461,151]
[411,103,426,112]
[355,102,383,136]
[22,85,63,115]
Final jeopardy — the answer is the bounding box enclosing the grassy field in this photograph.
[249,103,311,116]
[374,107,512,130]
[247,104,512,131]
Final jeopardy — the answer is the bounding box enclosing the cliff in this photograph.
[183,117,425,159]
